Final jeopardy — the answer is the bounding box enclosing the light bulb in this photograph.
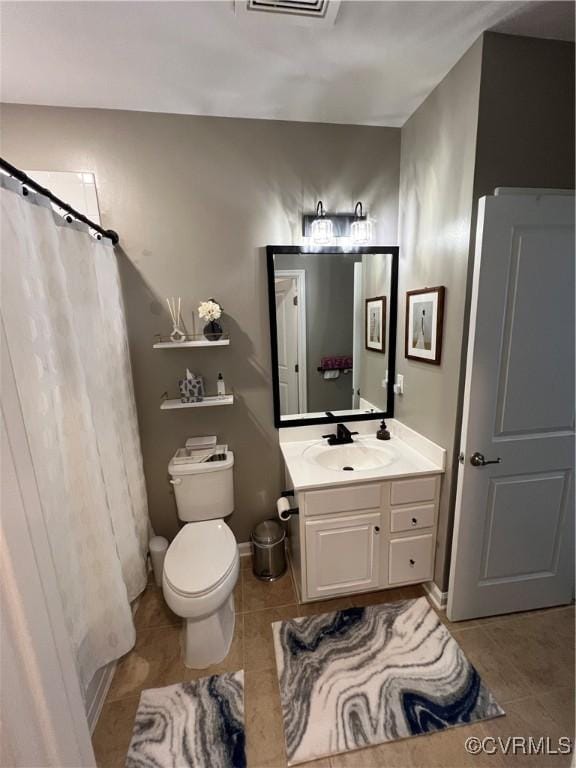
[310,200,333,245]
[351,201,372,244]
[351,217,372,244]
[311,216,334,245]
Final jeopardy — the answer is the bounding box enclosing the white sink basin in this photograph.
[303,440,395,472]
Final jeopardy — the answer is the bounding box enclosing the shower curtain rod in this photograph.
[0,157,120,246]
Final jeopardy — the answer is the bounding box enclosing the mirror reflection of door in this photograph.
[275,272,307,415]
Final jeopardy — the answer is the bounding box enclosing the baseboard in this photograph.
[86,660,117,733]
[423,581,448,610]
[238,541,251,557]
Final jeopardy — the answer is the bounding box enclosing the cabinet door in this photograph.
[306,512,382,599]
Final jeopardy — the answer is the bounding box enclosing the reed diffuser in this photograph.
[166,297,186,342]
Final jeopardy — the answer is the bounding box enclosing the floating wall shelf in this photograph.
[160,395,234,410]
[153,334,230,349]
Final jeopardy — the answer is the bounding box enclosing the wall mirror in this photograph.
[267,245,399,428]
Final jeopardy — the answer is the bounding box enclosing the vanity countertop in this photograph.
[279,418,446,491]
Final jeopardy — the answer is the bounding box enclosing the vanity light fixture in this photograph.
[310,201,334,245]
[351,201,373,245]
[302,200,371,244]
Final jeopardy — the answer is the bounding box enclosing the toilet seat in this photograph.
[164,520,238,598]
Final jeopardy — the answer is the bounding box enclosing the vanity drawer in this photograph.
[390,477,437,506]
[389,534,434,584]
[304,483,382,517]
[390,503,435,533]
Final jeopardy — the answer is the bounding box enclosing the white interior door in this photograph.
[275,275,301,415]
[448,190,575,621]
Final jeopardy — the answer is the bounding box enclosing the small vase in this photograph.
[203,320,223,342]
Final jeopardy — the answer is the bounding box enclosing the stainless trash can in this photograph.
[251,519,286,581]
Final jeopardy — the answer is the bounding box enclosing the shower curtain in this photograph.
[1,175,149,692]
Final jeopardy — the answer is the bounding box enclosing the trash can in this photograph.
[149,536,169,587]
[251,519,286,581]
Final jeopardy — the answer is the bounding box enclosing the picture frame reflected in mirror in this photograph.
[365,296,386,353]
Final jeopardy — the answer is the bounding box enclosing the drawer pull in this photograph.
[374,526,380,533]
[409,558,415,567]
[411,517,418,526]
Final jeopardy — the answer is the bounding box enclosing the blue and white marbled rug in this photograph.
[125,671,245,768]
[273,597,504,765]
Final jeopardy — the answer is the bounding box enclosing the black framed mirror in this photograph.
[266,245,399,428]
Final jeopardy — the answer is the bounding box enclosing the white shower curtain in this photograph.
[1,175,149,692]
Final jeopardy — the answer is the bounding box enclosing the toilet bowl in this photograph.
[162,446,238,668]
[163,520,239,668]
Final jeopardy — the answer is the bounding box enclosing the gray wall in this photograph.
[273,252,359,413]
[474,33,575,200]
[396,38,484,590]
[0,104,400,541]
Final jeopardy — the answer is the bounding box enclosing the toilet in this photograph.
[162,447,238,669]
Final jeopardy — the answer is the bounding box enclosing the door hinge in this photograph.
[293,295,298,306]
[294,364,299,373]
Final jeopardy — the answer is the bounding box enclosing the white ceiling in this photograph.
[1,1,573,127]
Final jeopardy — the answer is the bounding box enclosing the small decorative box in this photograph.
[179,375,205,403]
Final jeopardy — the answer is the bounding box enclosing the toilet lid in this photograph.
[164,521,237,596]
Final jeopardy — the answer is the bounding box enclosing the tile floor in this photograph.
[93,558,575,768]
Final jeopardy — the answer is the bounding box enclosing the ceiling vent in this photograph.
[236,0,341,26]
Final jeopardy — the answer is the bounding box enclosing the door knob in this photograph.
[470,452,502,467]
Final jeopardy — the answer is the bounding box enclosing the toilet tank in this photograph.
[169,451,234,522]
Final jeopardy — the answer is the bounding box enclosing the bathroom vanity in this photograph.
[279,420,445,603]
[266,245,445,602]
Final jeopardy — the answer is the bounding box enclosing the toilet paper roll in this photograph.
[277,497,292,522]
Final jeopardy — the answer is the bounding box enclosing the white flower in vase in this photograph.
[198,300,222,322]
[198,299,224,341]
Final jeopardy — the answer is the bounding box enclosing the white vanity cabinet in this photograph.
[306,511,382,599]
[293,474,441,603]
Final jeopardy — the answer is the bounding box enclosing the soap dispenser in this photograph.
[376,420,391,440]
[216,372,226,398]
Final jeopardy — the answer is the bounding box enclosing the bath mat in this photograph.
[273,597,504,765]
[125,671,245,768]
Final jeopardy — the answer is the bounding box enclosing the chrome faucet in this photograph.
[322,423,359,446]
